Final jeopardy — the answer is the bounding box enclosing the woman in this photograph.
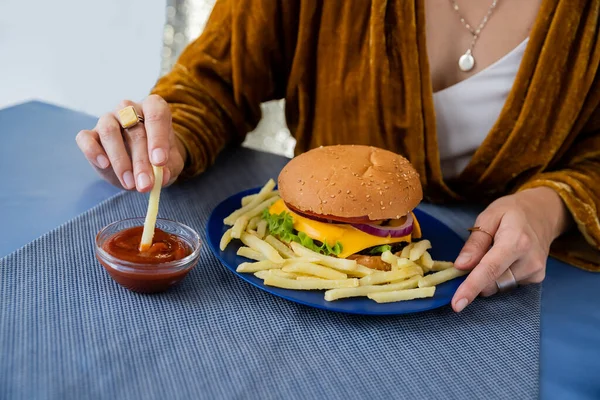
[76,0,600,312]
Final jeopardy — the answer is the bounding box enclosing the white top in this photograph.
[434,38,529,179]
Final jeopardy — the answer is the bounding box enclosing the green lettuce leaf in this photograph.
[261,209,343,257]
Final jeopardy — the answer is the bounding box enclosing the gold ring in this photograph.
[496,268,518,292]
[117,105,144,129]
[468,226,494,241]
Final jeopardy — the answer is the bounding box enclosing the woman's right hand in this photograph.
[76,95,187,192]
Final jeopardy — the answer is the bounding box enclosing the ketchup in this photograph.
[102,226,191,263]
[97,226,195,293]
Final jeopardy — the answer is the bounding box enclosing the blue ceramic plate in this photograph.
[207,188,466,315]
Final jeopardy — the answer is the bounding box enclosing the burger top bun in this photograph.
[278,145,423,221]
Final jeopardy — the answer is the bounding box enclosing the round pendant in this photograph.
[458,51,475,72]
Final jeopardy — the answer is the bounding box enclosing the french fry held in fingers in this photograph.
[290,242,357,273]
[324,277,420,301]
[264,275,359,290]
[368,287,436,303]
[418,267,468,288]
[359,265,423,286]
[139,165,164,251]
[264,235,297,259]
[236,260,282,273]
[223,179,276,225]
[282,263,347,280]
[240,232,284,263]
[236,246,265,261]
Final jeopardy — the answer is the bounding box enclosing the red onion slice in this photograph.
[351,214,413,238]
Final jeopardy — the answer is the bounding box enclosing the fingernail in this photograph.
[455,253,471,266]
[137,173,151,189]
[96,155,109,169]
[151,148,166,164]
[455,298,468,312]
[123,171,135,189]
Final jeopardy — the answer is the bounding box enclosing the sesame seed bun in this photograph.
[277,145,423,222]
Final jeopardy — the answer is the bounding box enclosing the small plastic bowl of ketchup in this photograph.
[95,218,201,293]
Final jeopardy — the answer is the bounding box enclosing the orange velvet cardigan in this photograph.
[151,0,600,271]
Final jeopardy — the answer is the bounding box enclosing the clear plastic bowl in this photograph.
[95,218,201,293]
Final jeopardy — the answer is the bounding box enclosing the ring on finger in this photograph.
[496,268,518,292]
[117,106,144,129]
[468,226,494,242]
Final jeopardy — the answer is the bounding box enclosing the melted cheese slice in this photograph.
[268,199,421,258]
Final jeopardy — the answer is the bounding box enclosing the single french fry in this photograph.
[290,242,357,272]
[247,216,262,230]
[409,240,432,261]
[418,251,434,272]
[139,165,164,251]
[224,179,276,225]
[264,235,296,259]
[324,277,420,301]
[236,260,282,273]
[368,287,436,303]
[381,250,401,270]
[240,232,284,264]
[418,267,468,288]
[400,243,413,259]
[359,265,422,286]
[241,190,279,207]
[282,263,347,280]
[231,215,249,239]
[240,196,281,222]
[431,260,454,271]
[346,263,375,278]
[264,275,358,290]
[256,219,268,239]
[236,246,265,261]
[253,269,297,280]
[219,228,234,251]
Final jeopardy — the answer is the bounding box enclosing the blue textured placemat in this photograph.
[0,148,540,400]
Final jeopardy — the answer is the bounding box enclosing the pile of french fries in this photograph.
[220,180,468,303]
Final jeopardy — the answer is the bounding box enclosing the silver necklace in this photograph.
[450,0,499,72]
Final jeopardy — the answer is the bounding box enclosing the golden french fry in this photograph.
[241,196,281,221]
[400,243,413,259]
[431,260,454,271]
[346,263,375,278]
[290,242,357,272]
[359,265,422,286]
[264,275,358,290]
[236,246,266,261]
[139,165,164,251]
[419,251,434,272]
[253,269,297,280]
[256,219,268,239]
[409,240,432,261]
[237,260,283,273]
[282,263,347,280]
[241,190,279,207]
[219,228,234,251]
[264,235,296,259]
[240,232,284,263]
[324,277,420,301]
[231,215,249,239]
[368,287,436,303]
[381,250,401,270]
[224,179,276,225]
[247,216,262,230]
[418,267,468,288]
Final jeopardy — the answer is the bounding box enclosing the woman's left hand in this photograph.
[451,186,572,313]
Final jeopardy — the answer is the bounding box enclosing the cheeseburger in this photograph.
[262,145,423,271]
